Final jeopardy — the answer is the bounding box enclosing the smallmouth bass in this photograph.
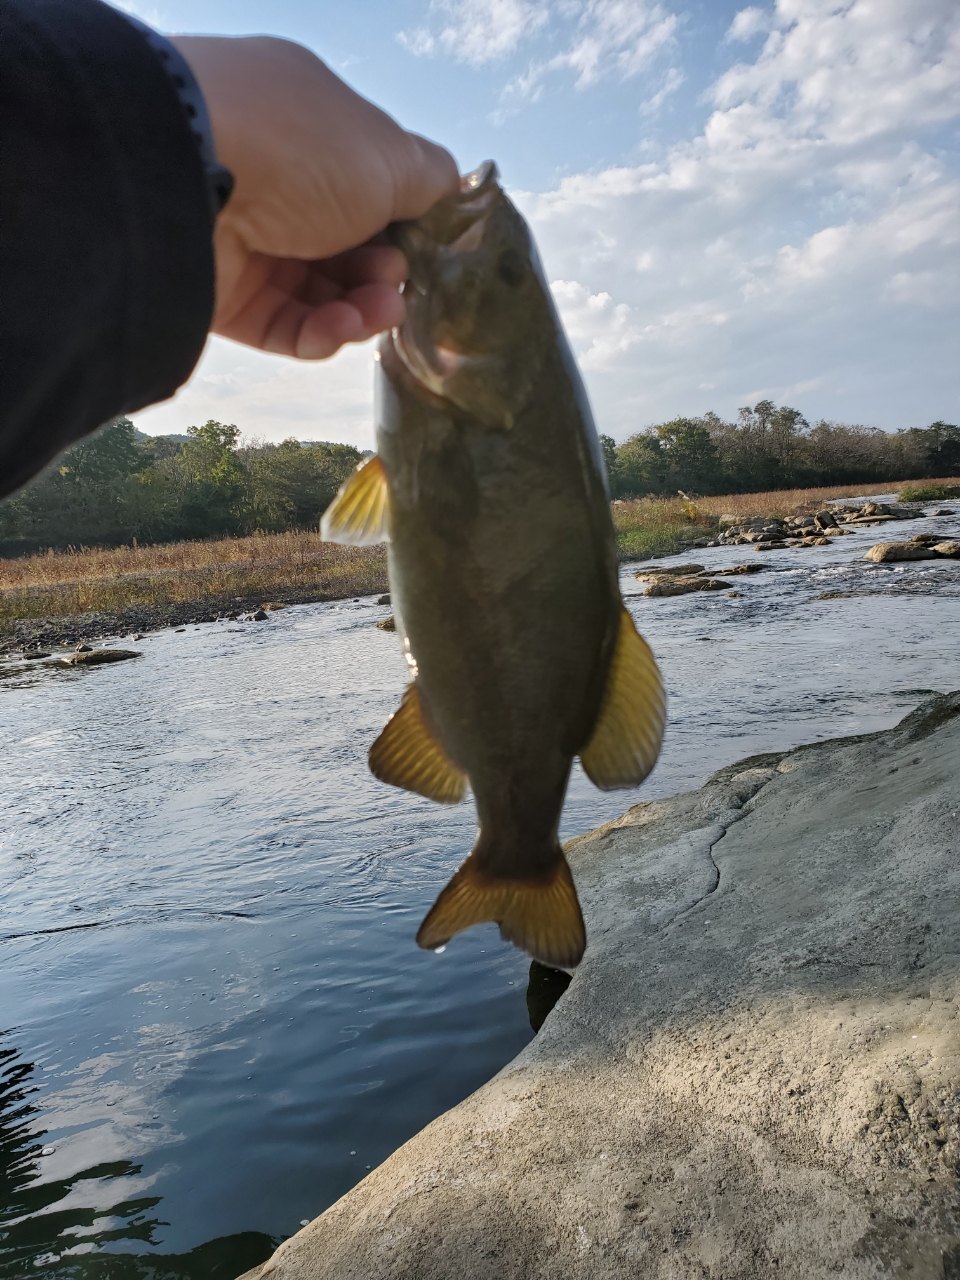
[322,162,665,969]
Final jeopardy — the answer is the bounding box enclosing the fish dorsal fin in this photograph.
[416,852,586,969]
[369,683,467,804]
[320,455,390,545]
[579,604,666,791]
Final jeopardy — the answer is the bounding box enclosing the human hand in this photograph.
[170,35,459,359]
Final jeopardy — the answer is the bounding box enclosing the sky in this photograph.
[129,0,960,447]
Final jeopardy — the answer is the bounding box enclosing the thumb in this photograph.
[389,134,461,223]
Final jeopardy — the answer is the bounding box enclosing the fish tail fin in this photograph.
[416,850,586,969]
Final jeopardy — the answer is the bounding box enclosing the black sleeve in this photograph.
[0,0,215,500]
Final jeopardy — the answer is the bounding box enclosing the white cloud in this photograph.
[514,0,960,431]
[725,7,772,43]
[397,0,549,66]
[400,0,677,91]
[539,0,677,90]
[110,0,166,27]
[154,0,960,444]
[640,65,684,114]
[133,337,379,448]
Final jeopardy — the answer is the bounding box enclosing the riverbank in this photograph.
[0,533,388,653]
[239,691,960,1280]
[2,480,956,653]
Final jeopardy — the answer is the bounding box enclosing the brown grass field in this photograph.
[1,477,957,627]
[0,531,386,623]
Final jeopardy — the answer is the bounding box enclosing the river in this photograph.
[1,497,958,1277]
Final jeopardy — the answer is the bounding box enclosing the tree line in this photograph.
[0,419,363,554]
[1,407,958,554]
[601,404,960,498]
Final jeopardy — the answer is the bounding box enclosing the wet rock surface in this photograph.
[634,564,706,580]
[711,563,764,575]
[865,542,941,563]
[56,648,141,666]
[241,694,960,1280]
[707,502,925,552]
[642,576,728,597]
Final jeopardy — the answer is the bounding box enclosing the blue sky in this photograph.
[132,0,960,446]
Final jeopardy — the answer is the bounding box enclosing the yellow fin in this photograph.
[417,854,585,969]
[320,455,389,545]
[369,683,467,804]
[579,604,666,791]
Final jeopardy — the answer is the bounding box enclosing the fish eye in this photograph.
[497,249,526,288]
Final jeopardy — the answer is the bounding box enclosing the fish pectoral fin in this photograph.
[369,683,467,804]
[319,454,390,545]
[417,853,586,969]
[579,603,667,792]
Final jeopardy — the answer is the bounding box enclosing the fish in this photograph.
[321,161,666,969]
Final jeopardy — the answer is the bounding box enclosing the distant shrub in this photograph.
[897,482,960,502]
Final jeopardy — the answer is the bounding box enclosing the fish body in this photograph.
[322,163,665,968]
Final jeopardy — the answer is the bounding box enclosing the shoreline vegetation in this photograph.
[2,477,957,654]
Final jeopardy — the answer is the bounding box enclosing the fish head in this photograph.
[390,161,556,429]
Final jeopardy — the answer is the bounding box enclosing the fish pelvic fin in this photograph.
[579,603,667,791]
[319,454,390,545]
[369,683,468,805]
[417,852,586,969]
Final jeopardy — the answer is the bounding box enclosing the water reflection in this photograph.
[525,963,572,1033]
[0,1037,275,1278]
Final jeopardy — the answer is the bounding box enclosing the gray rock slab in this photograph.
[244,694,960,1280]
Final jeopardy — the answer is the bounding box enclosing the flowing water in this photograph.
[1,499,958,1276]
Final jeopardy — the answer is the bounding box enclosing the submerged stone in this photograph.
[58,649,141,666]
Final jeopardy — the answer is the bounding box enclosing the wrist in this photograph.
[122,17,233,218]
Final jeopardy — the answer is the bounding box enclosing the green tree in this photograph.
[161,421,249,538]
[598,433,618,491]
[0,418,152,546]
[245,439,362,531]
[613,433,665,496]
[912,421,960,476]
[655,418,721,493]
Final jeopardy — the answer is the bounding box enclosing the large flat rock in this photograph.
[243,693,960,1280]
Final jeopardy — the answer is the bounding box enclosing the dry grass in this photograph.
[690,477,960,520]
[2,476,957,623]
[0,530,386,621]
[612,497,717,559]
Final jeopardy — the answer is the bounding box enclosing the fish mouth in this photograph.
[390,161,502,398]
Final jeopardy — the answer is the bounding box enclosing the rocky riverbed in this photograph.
[0,588,339,656]
[239,692,960,1280]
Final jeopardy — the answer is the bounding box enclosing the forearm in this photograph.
[0,0,215,499]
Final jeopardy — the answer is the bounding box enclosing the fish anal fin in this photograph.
[417,853,586,969]
[320,454,390,545]
[369,683,467,804]
[579,604,666,791]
